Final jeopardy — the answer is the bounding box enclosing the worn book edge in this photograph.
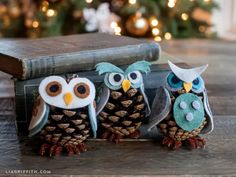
[20,42,160,80]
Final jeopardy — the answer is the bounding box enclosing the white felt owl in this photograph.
[148,61,213,149]
[28,75,97,156]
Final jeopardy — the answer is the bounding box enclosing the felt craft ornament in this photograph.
[148,61,213,150]
[28,75,99,156]
[95,61,151,143]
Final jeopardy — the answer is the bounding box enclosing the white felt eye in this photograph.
[128,71,142,84]
[108,73,124,86]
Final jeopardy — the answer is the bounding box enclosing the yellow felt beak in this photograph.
[122,79,131,92]
[64,92,73,106]
[183,82,192,93]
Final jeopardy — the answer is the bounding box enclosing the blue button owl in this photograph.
[148,61,213,150]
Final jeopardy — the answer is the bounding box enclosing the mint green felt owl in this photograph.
[148,61,213,150]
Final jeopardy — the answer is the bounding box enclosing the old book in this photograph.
[14,52,186,135]
[0,33,160,80]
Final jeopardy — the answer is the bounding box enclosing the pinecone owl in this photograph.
[148,61,213,150]
[95,61,151,143]
[28,75,97,156]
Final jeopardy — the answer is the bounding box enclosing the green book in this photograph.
[0,33,160,80]
[14,53,186,135]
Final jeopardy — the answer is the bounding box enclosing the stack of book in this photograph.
[0,33,176,135]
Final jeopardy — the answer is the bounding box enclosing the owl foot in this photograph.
[39,144,63,156]
[77,143,87,152]
[65,145,80,155]
[100,131,122,144]
[39,143,50,156]
[162,137,182,150]
[109,133,122,144]
[185,137,206,150]
[64,143,87,155]
[129,130,141,139]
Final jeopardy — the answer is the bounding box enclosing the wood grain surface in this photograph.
[0,116,235,176]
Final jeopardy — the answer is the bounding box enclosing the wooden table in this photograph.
[0,39,236,176]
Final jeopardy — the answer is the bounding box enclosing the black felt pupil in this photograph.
[130,73,137,80]
[77,85,86,94]
[171,75,180,84]
[49,84,59,92]
[114,74,121,82]
[193,78,199,85]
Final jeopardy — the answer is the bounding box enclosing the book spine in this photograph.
[23,42,160,80]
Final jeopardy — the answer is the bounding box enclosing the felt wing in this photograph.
[201,89,214,134]
[88,102,97,138]
[148,87,172,131]
[140,84,151,116]
[95,84,110,116]
[28,96,50,137]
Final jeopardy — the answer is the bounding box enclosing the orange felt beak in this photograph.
[64,92,73,106]
[183,82,192,93]
[122,79,131,92]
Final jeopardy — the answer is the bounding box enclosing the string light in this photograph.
[168,0,176,8]
[46,9,56,17]
[154,36,162,42]
[85,0,93,3]
[152,28,160,36]
[114,26,122,35]
[199,25,206,32]
[110,21,118,28]
[32,20,39,28]
[41,1,49,12]
[164,32,172,40]
[129,0,137,5]
[181,13,189,21]
[150,18,158,27]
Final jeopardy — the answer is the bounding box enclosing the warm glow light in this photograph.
[154,36,162,42]
[168,0,176,8]
[41,1,49,12]
[164,32,172,40]
[199,25,206,32]
[115,27,121,33]
[110,21,118,28]
[181,13,189,21]
[85,0,93,3]
[129,0,136,5]
[204,0,210,2]
[32,20,39,28]
[46,9,56,17]
[151,19,158,27]
[152,28,160,36]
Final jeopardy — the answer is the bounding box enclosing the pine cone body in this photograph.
[99,88,146,137]
[39,106,90,147]
[158,114,207,141]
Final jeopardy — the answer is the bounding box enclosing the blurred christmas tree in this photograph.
[0,0,218,40]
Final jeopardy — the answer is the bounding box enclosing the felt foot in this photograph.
[162,137,182,150]
[39,144,63,156]
[129,130,141,139]
[100,131,122,144]
[185,136,206,150]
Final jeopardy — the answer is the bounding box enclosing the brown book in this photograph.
[0,33,160,80]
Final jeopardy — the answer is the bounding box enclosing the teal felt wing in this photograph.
[88,102,97,138]
[95,84,110,116]
[148,87,172,131]
[28,96,49,137]
[201,89,214,134]
[140,84,151,116]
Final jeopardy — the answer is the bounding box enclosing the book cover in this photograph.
[0,33,160,80]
